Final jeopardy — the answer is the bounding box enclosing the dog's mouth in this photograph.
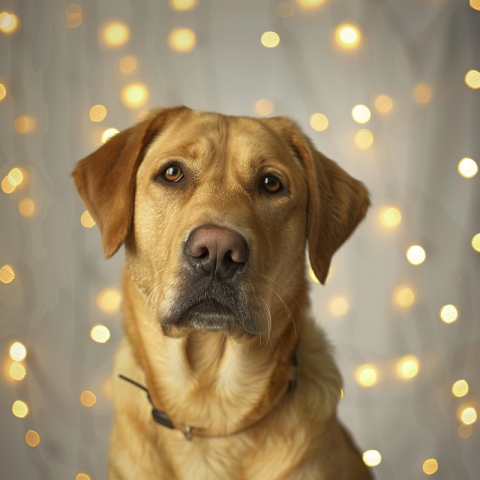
[175,299,238,332]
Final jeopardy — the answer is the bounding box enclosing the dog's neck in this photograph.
[121,268,304,435]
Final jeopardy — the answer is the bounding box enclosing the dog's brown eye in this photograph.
[262,175,282,193]
[162,166,184,183]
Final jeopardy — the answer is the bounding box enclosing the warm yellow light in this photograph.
[458,423,473,439]
[351,105,371,124]
[261,31,280,48]
[308,267,320,284]
[309,113,329,132]
[81,210,96,228]
[170,0,197,10]
[379,206,401,228]
[422,459,438,475]
[340,389,344,399]
[19,198,35,218]
[0,84,6,101]
[66,4,82,28]
[329,297,348,317]
[121,83,149,108]
[0,12,20,34]
[465,69,480,90]
[355,364,377,387]
[452,380,469,398]
[362,450,381,467]
[25,430,40,447]
[119,56,137,73]
[168,27,196,53]
[439,304,458,324]
[374,94,393,113]
[90,325,111,343]
[395,287,415,308]
[354,129,374,150]
[97,288,122,313]
[296,0,326,9]
[471,0,480,11]
[80,390,97,407]
[335,24,361,49]
[10,362,26,380]
[8,168,23,186]
[472,234,480,253]
[413,84,431,104]
[0,265,15,284]
[396,355,419,380]
[1,176,16,194]
[76,474,91,480]
[406,245,426,265]
[12,400,28,418]
[254,99,275,116]
[460,407,477,425]
[102,22,130,47]
[277,2,295,17]
[458,158,478,178]
[10,341,27,361]
[14,115,35,134]
[89,105,107,122]
[102,128,120,144]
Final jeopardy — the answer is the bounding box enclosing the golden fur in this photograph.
[73,107,372,479]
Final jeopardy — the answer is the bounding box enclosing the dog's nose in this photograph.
[185,225,249,279]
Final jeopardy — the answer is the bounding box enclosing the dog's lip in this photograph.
[176,299,235,323]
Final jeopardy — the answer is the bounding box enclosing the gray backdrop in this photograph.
[1,0,479,478]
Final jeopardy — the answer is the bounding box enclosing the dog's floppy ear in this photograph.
[72,106,188,259]
[262,116,370,285]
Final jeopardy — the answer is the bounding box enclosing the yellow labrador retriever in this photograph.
[73,107,372,480]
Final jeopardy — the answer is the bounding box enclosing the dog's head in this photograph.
[73,107,369,339]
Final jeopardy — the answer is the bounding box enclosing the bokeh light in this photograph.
[1,175,16,194]
[406,245,426,265]
[471,0,480,11]
[458,157,478,178]
[0,12,20,34]
[254,99,275,116]
[76,474,91,480]
[395,287,415,308]
[413,84,431,103]
[89,105,107,122]
[354,129,374,150]
[121,83,149,108]
[12,400,28,418]
[261,31,280,48]
[102,128,120,144]
[439,304,458,324]
[25,430,40,447]
[308,267,320,284]
[14,115,36,134]
[452,380,469,398]
[102,22,130,47]
[351,105,371,124]
[374,94,393,113]
[296,0,325,9]
[379,206,401,228]
[355,364,377,387]
[66,4,82,29]
[97,288,122,313]
[170,0,197,10]
[471,234,480,253]
[10,362,26,381]
[422,459,438,475]
[119,56,137,73]
[329,297,349,317]
[335,24,361,49]
[8,168,23,186]
[464,69,480,90]
[0,265,15,284]
[0,84,6,101]
[19,198,35,218]
[362,450,382,467]
[81,210,96,228]
[10,342,27,361]
[309,113,329,132]
[168,28,196,53]
[277,2,295,17]
[80,390,97,407]
[396,355,419,380]
[90,325,111,344]
[460,407,477,425]
[458,423,473,439]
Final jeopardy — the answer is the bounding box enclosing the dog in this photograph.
[73,106,372,480]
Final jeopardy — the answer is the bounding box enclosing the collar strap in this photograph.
[119,351,298,441]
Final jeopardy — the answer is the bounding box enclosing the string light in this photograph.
[90,325,111,343]
[395,287,415,308]
[170,0,197,10]
[471,0,480,11]
[0,83,6,101]
[81,210,96,228]
[471,234,480,253]
[296,0,325,9]
[10,362,26,381]
[89,105,107,122]
[334,24,361,49]
[329,297,348,316]
[10,342,27,361]
[254,99,275,116]
[396,355,419,380]
[351,105,371,124]
[66,4,82,29]
[102,22,130,47]
[97,288,122,313]
[102,128,120,143]
[354,129,374,149]
[413,84,431,104]
[121,83,149,108]
[277,2,295,17]
[261,31,280,48]
[119,56,137,73]
[80,391,97,407]
[422,459,438,475]
[379,206,401,228]
[464,69,480,90]
[0,12,20,34]
[460,407,477,425]
[1,176,16,194]
[439,304,458,324]
[12,400,28,418]
[374,94,393,113]
[19,198,35,218]
[458,423,473,439]
[355,365,377,387]
[452,380,468,398]
[309,113,329,132]
[14,115,36,134]
[458,158,478,178]
[0,265,15,284]
[168,28,196,53]
[406,245,426,265]
[362,450,381,467]
[25,430,40,447]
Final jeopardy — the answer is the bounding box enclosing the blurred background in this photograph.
[1,0,480,478]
